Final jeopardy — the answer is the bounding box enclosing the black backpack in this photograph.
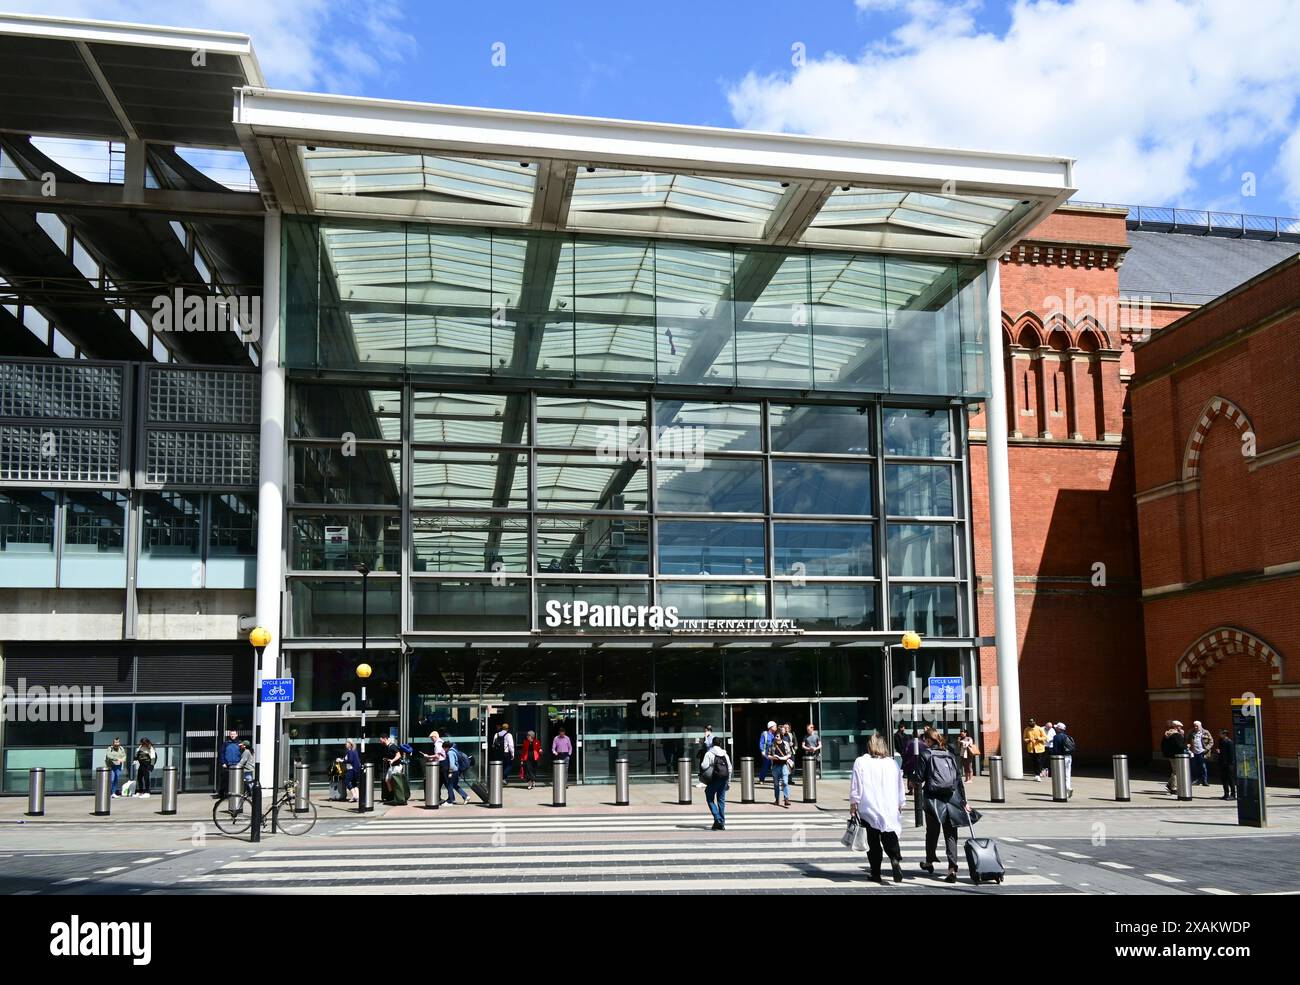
[491,732,506,757]
[923,749,959,797]
[1059,734,1076,755]
[701,752,730,784]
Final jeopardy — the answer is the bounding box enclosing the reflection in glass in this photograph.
[293,512,402,571]
[535,516,649,573]
[889,583,959,636]
[411,580,530,631]
[537,581,652,622]
[810,253,885,391]
[207,492,257,588]
[568,238,656,381]
[139,491,202,588]
[288,577,401,637]
[655,400,761,453]
[773,522,873,577]
[770,403,873,454]
[292,445,401,506]
[657,582,766,619]
[882,407,953,457]
[411,450,526,509]
[657,520,765,575]
[884,463,954,517]
[774,583,877,631]
[772,460,873,515]
[655,457,763,513]
[412,514,527,572]
[60,490,127,588]
[403,225,495,373]
[887,523,955,578]
[536,396,647,449]
[318,223,408,369]
[655,242,736,385]
[536,454,647,511]
[886,258,961,395]
[734,249,811,387]
[412,392,528,445]
[0,490,56,587]
[291,384,401,441]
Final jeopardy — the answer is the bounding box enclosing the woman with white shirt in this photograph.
[849,732,907,883]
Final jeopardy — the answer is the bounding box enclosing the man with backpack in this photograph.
[491,722,515,786]
[756,721,776,784]
[699,737,732,831]
[916,727,969,883]
[1050,722,1075,798]
[442,740,472,805]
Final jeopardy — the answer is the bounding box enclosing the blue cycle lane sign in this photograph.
[928,677,964,703]
[260,678,295,704]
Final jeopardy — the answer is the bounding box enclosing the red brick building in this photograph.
[1130,255,1300,765]
[970,205,1297,765]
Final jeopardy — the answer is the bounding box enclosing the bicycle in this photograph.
[212,779,318,837]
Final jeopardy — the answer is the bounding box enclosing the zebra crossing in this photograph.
[174,810,1081,894]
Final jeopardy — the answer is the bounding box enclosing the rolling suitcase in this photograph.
[470,781,490,804]
[388,770,410,806]
[964,815,1004,885]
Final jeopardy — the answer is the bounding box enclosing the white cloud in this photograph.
[728,0,1300,207]
[2,0,414,91]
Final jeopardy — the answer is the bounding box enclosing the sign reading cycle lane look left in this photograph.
[542,600,801,635]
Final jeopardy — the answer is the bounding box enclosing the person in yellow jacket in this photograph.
[1022,718,1047,782]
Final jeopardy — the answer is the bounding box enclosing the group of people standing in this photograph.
[102,736,159,798]
[1161,720,1235,798]
[1020,718,1075,796]
[755,721,822,807]
[489,722,573,790]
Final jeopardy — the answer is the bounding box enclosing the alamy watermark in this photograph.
[2,677,104,731]
[151,289,261,344]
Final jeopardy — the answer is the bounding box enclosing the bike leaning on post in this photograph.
[212,778,317,837]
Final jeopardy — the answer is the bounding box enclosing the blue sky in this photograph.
[14,0,1300,217]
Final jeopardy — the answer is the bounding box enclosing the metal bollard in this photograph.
[27,767,45,817]
[802,755,817,803]
[677,756,693,805]
[358,763,375,813]
[93,766,112,816]
[552,759,568,807]
[740,756,755,804]
[225,764,244,812]
[487,761,504,808]
[160,766,178,815]
[614,758,630,806]
[1051,755,1068,802]
[1175,752,1193,801]
[293,762,311,812]
[1113,754,1131,802]
[989,755,1005,803]
[423,760,440,809]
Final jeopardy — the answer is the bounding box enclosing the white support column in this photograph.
[984,257,1024,779]
[254,211,284,787]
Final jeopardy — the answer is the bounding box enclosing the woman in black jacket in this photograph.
[916,727,969,883]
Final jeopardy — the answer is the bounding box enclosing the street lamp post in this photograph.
[899,632,923,829]
[355,562,370,752]
[249,626,272,843]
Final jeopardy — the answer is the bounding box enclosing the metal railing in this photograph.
[1070,200,1300,242]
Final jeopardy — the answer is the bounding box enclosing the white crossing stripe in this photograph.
[1197,887,1237,895]
[132,857,164,864]
[1026,843,1055,850]
[1058,851,1091,859]
[1099,861,1133,870]
[1145,873,1185,883]
[92,867,127,874]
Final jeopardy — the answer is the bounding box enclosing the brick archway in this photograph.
[1182,396,1252,480]
[1175,626,1283,686]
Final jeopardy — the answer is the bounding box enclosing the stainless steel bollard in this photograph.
[913,785,926,828]
[27,767,45,816]
[488,760,504,808]
[1051,755,1068,802]
[93,766,111,816]
[614,758,630,806]
[293,762,311,812]
[225,764,244,812]
[677,756,693,804]
[358,763,375,813]
[1113,753,1131,802]
[552,759,568,807]
[160,766,178,815]
[1175,752,1193,801]
[425,760,441,809]
[989,755,1005,803]
[802,754,817,803]
[740,756,755,803]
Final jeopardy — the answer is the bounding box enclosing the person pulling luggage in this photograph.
[916,726,970,883]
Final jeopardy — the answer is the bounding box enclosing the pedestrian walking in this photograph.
[423,730,447,794]
[443,740,472,805]
[1216,729,1236,800]
[802,723,823,778]
[700,737,732,830]
[105,737,127,798]
[1049,722,1074,797]
[343,739,362,802]
[491,722,515,785]
[1022,718,1046,781]
[695,724,714,788]
[551,726,573,780]
[781,723,797,780]
[517,730,541,788]
[1040,720,1057,780]
[958,728,978,782]
[379,734,403,801]
[769,726,794,807]
[916,727,970,883]
[133,737,157,797]
[1188,720,1214,786]
[216,730,240,798]
[756,721,777,783]
[236,740,255,791]
[893,723,909,758]
[1160,720,1186,794]
[901,729,925,793]
[849,733,906,883]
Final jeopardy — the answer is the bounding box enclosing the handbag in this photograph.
[840,815,860,849]
[852,819,871,852]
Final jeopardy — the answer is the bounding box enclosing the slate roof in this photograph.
[1120,230,1299,303]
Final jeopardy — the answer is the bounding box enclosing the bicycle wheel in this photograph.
[212,795,253,836]
[274,799,318,836]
